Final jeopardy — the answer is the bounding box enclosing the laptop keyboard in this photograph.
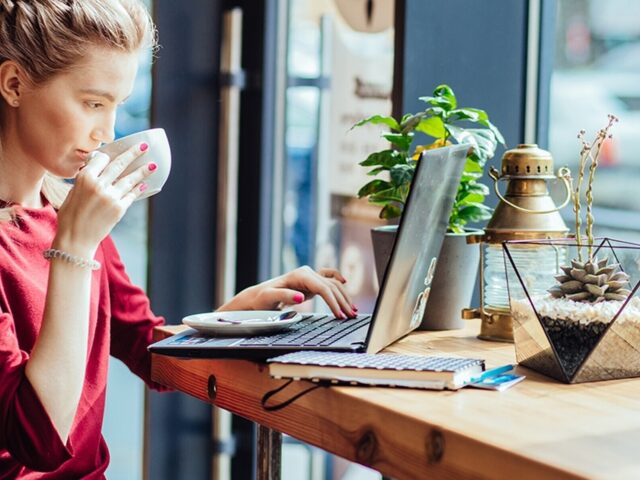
[238,314,371,347]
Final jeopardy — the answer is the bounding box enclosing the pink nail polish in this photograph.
[148,162,157,171]
[293,293,305,304]
[353,305,358,311]
[140,142,149,152]
[139,183,148,192]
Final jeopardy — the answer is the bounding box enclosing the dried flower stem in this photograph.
[585,142,603,257]
[585,153,597,259]
[574,130,589,262]
[576,114,619,260]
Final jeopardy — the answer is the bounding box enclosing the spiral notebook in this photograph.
[267,351,485,390]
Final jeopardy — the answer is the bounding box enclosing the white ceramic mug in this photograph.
[96,128,171,200]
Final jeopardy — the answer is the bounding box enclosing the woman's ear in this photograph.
[0,61,27,107]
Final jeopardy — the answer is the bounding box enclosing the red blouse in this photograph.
[0,203,165,478]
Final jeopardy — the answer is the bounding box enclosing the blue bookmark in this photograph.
[470,364,515,383]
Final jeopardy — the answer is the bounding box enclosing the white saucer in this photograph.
[182,310,303,336]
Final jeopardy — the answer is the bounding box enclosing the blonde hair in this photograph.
[0,0,157,220]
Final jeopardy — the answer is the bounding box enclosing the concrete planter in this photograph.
[420,230,481,330]
[371,225,398,286]
[371,226,480,330]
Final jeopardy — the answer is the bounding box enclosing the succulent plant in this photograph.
[548,257,631,303]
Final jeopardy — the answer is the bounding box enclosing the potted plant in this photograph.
[353,84,504,329]
[506,115,640,383]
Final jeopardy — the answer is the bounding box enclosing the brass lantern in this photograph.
[464,144,572,341]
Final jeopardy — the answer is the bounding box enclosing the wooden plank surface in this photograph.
[151,321,640,480]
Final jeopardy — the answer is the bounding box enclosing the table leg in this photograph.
[256,425,282,480]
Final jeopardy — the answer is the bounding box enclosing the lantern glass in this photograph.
[483,242,567,312]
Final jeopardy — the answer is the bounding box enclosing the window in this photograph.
[280,1,393,478]
[284,0,395,317]
[549,0,640,240]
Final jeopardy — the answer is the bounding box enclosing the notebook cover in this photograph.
[267,351,485,390]
[268,351,483,370]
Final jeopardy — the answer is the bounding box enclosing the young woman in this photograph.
[0,1,354,477]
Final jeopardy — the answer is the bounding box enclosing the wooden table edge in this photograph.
[150,325,587,480]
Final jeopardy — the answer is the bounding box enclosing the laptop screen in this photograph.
[365,144,470,353]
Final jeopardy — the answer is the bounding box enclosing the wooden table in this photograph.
[151,321,640,480]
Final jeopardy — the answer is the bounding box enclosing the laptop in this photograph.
[149,144,470,359]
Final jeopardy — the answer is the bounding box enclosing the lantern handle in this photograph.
[488,166,572,214]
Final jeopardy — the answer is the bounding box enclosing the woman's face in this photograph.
[13,46,139,178]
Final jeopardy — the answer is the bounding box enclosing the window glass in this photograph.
[283,0,394,315]
[550,0,640,241]
[102,30,153,480]
[281,0,393,478]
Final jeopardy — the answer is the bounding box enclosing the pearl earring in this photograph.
[12,100,19,106]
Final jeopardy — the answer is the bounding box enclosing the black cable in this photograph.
[261,380,327,412]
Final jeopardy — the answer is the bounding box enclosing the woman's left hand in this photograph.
[218,266,357,319]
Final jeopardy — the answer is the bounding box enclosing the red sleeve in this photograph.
[101,236,169,391]
[0,312,73,471]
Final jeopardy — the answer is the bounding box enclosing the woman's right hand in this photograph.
[54,143,155,256]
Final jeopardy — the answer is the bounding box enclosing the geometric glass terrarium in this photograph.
[504,237,640,383]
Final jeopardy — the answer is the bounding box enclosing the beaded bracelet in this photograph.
[43,248,101,271]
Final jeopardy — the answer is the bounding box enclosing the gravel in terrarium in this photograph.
[539,316,607,378]
[512,296,640,378]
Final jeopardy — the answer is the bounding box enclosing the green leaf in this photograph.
[357,179,391,198]
[466,150,484,166]
[400,113,424,133]
[360,149,396,167]
[447,106,504,145]
[420,85,457,111]
[456,182,489,203]
[415,116,446,138]
[433,84,457,109]
[470,129,499,154]
[447,208,465,232]
[463,157,483,173]
[464,182,490,196]
[446,125,498,160]
[456,192,486,205]
[390,164,414,187]
[419,96,436,104]
[351,114,400,132]
[457,203,493,223]
[464,108,489,122]
[448,108,482,123]
[370,187,404,204]
[460,171,483,182]
[398,183,411,203]
[367,166,387,176]
[447,223,465,234]
[383,132,413,152]
[419,96,446,109]
[380,204,402,219]
[446,124,477,148]
[422,106,448,118]
[476,118,506,145]
[448,107,492,125]
[419,93,454,111]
